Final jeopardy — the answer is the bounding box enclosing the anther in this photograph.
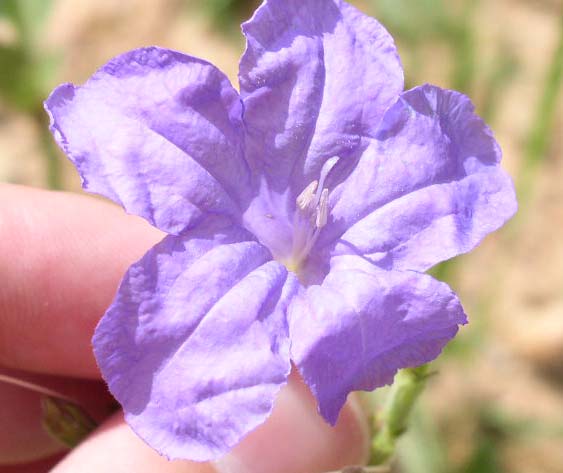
[296,180,318,212]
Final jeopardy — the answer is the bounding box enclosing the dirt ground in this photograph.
[0,0,561,472]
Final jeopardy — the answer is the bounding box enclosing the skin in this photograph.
[0,184,369,473]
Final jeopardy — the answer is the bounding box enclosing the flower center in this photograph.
[284,157,339,273]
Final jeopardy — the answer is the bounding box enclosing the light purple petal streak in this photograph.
[93,216,299,460]
[289,256,467,424]
[45,47,249,234]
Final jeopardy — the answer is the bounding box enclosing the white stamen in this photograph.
[296,180,318,212]
[316,188,329,228]
[288,156,341,273]
[316,156,339,203]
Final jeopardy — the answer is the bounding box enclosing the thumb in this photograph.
[217,373,369,473]
[52,375,369,473]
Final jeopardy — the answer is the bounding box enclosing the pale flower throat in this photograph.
[284,157,340,273]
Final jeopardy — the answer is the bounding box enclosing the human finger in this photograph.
[0,184,163,378]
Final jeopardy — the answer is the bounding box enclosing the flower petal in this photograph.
[289,255,466,424]
[321,84,517,272]
[93,216,299,461]
[239,0,403,192]
[45,47,249,234]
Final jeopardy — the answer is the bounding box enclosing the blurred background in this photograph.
[0,0,561,472]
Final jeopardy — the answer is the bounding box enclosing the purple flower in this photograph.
[45,0,516,461]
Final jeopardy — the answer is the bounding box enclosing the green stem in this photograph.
[370,365,431,465]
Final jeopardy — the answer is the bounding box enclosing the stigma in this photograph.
[286,157,339,272]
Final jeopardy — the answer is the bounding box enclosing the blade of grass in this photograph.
[480,45,519,124]
[446,0,478,95]
[518,14,563,202]
[0,0,61,188]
